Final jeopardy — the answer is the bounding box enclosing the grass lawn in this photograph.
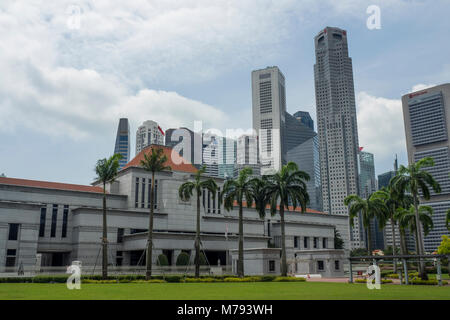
[0,282,449,300]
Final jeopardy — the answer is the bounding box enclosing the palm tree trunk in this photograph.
[280,203,287,277]
[195,192,201,277]
[366,225,372,255]
[390,217,397,273]
[399,227,407,255]
[146,172,155,280]
[102,184,108,280]
[238,202,244,277]
[413,195,427,280]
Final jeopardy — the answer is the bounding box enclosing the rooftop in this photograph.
[0,177,105,194]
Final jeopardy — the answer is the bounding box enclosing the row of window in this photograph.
[39,205,69,238]
[293,236,328,249]
[135,178,158,209]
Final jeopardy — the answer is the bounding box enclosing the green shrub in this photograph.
[409,279,448,285]
[131,279,166,284]
[32,275,69,283]
[199,252,208,265]
[165,275,183,283]
[354,279,393,284]
[183,277,218,283]
[273,276,306,282]
[176,252,190,266]
[157,254,169,266]
[260,275,277,282]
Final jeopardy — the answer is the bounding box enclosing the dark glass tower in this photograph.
[114,118,130,169]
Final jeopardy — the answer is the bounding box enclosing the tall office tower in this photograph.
[252,66,286,175]
[358,151,383,249]
[293,111,314,130]
[219,137,236,179]
[402,83,450,252]
[378,171,396,190]
[135,120,165,155]
[165,127,202,168]
[114,118,130,169]
[235,134,261,178]
[285,112,322,211]
[314,27,361,249]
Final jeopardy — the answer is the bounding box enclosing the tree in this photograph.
[178,166,217,277]
[140,147,171,279]
[391,157,441,280]
[94,153,122,279]
[220,167,255,277]
[344,193,388,254]
[437,235,450,276]
[396,205,434,256]
[334,229,344,249]
[372,186,406,272]
[264,162,310,277]
[350,248,369,257]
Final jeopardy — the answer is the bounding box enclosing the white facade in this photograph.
[136,120,165,155]
[252,66,286,175]
[0,146,348,274]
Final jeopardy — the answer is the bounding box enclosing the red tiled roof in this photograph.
[122,144,198,173]
[0,177,104,194]
[233,200,326,215]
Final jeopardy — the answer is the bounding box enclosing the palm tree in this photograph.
[344,194,388,254]
[220,167,255,277]
[140,147,171,279]
[395,205,434,256]
[372,186,404,272]
[94,153,122,279]
[178,166,217,277]
[391,157,441,279]
[264,162,310,277]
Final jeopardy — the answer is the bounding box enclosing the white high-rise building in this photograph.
[252,66,286,175]
[235,134,261,178]
[135,120,165,155]
[314,27,361,249]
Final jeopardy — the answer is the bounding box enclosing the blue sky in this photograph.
[1,0,450,185]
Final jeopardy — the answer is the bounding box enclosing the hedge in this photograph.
[409,279,448,286]
[354,279,393,284]
[176,252,190,266]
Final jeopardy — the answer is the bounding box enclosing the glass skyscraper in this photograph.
[114,118,130,169]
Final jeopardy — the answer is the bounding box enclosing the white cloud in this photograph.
[356,91,405,172]
[411,83,436,92]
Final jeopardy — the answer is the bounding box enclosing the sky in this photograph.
[1,0,450,185]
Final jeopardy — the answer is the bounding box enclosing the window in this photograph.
[8,224,19,241]
[322,238,327,249]
[117,228,124,243]
[50,204,58,238]
[5,249,16,267]
[135,178,139,208]
[116,251,123,266]
[217,188,221,214]
[313,237,318,249]
[207,190,211,213]
[141,178,146,208]
[62,205,68,238]
[304,237,309,248]
[294,236,299,249]
[154,180,158,209]
[317,260,324,271]
[269,260,275,272]
[335,260,340,270]
[39,207,46,237]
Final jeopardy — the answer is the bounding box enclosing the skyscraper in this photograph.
[314,27,361,249]
[293,111,314,130]
[285,112,322,211]
[202,133,236,179]
[252,66,286,175]
[402,83,450,252]
[114,118,130,169]
[235,134,261,178]
[136,120,165,155]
